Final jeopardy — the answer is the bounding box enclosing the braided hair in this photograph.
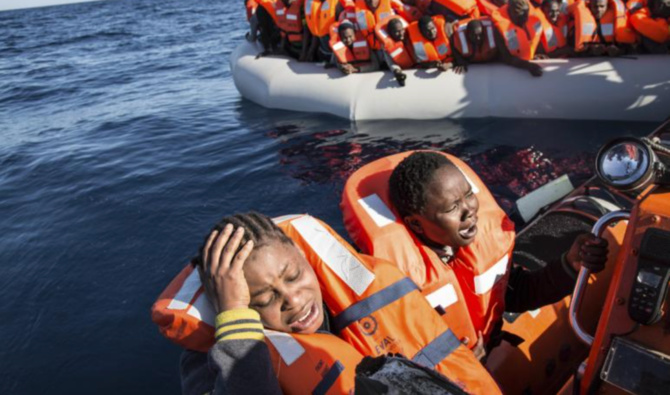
[195,211,293,266]
[388,152,457,219]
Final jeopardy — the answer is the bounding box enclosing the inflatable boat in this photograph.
[230,41,670,122]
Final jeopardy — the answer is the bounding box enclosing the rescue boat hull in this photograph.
[230,41,670,122]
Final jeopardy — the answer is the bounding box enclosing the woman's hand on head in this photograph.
[198,224,255,313]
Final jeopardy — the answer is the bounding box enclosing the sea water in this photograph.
[0,0,657,393]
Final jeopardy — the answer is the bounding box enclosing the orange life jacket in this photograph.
[340,151,517,343]
[452,17,498,62]
[246,0,259,21]
[571,0,638,51]
[543,13,569,53]
[261,0,306,43]
[477,0,500,16]
[407,16,453,62]
[375,16,415,68]
[433,0,480,19]
[342,0,396,49]
[628,0,670,43]
[491,4,548,60]
[390,0,424,21]
[152,215,502,395]
[305,0,350,37]
[329,22,373,64]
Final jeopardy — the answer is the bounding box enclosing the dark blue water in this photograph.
[0,0,658,393]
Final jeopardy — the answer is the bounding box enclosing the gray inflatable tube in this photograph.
[231,41,670,122]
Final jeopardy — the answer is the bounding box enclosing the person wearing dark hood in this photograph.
[628,0,670,53]
[407,15,455,72]
[570,0,638,56]
[490,0,547,76]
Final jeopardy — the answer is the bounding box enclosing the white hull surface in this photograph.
[231,41,670,122]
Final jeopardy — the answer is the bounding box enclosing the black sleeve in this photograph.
[504,254,578,313]
[180,340,282,395]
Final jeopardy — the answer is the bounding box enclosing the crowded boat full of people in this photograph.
[230,0,670,121]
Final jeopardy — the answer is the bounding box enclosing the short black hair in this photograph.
[418,15,433,29]
[195,211,293,266]
[388,18,403,31]
[338,21,355,36]
[389,152,456,218]
[466,19,483,36]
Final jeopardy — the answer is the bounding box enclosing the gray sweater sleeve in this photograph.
[179,309,282,395]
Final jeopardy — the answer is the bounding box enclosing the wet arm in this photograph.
[504,254,577,313]
[180,309,281,395]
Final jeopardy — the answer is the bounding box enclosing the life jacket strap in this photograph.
[313,360,346,395]
[412,328,461,368]
[332,277,419,333]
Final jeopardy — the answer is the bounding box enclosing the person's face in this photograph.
[245,241,324,334]
[590,0,608,19]
[543,2,561,24]
[510,0,530,26]
[421,21,438,41]
[467,25,484,47]
[405,165,480,249]
[366,0,380,10]
[341,28,356,47]
[389,21,406,41]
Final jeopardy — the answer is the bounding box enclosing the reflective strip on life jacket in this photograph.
[265,330,306,365]
[505,28,519,51]
[426,283,459,309]
[290,215,376,296]
[356,10,369,30]
[600,23,614,36]
[473,254,509,295]
[358,193,397,227]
